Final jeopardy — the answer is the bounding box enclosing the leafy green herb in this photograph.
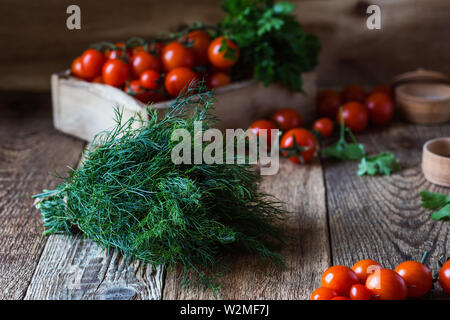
[357,152,402,176]
[219,0,320,92]
[420,190,450,221]
[33,87,285,293]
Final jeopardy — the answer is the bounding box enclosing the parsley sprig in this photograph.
[420,190,450,221]
[357,152,402,176]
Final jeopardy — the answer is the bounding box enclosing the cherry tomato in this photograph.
[148,42,165,55]
[125,80,151,103]
[331,296,350,300]
[337,102,368,133]
[164,67,198,97]
[207,72,231,89]
[352,259,382,283]
[270,108,302,132]
[394,261,432,298]
[320,265,360,297]
[365,92,394,126]
[92,76,103,84]
[130,51,161,77]
[105,42,131,60]
[371,84,393,99]
[316,89,341,118]
[102,59,130,87]
[139,69,159,90]
[310,287,338,300]
[341,85,366,103]
[366,269,407,300]
[71,57,90,80]
[249,120,277,149]
[349,284,373,300]
[313,118,334,138]
[161,42,195,72]
[186,30,211,66]
[208,36,239,69]
[438,260,450,294]
[80,49,105,79]
[280,128,317,164]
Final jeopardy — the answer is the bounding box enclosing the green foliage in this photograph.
[219,0,321,92]
[33,87,285,293]
[321,120,365,161]
[357,152,402,176]
[420,190,450,221]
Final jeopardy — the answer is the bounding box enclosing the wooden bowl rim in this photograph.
[423,137,450,162]
[396,83,450,103]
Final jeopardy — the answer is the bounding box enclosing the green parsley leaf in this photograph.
[420,190,450,221]
[357,152,402,176]
[430,204,450,221]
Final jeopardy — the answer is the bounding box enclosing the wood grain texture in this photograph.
[0,92,84,299]
[322,122,450,299]
[2,0,450,90]
[24,235,164,300]
[163,159,330,299]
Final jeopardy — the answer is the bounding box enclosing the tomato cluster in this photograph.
[316,84,395,134]
[311,255,450,300]
[70,32,239,104]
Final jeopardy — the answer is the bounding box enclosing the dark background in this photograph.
[0,0,449,91]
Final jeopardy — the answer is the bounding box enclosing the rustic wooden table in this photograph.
[0,92,449,300]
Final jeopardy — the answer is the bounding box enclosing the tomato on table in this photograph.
[337,102,368,133]
[80,49,105,79]
[164,67,198,97]
[320,265,359,297]
[130,51,161,77]
[207,72,230,89]
[102,59,130,87]
[139,70,160,90]
[365,269,407,300]
[125,80,152,103]
[316,89,341,118]
[395,261,432,298]
[249,120,277,149]
[330,296,350,300]
[313,118,334,138]
[270,108,302,132]
[341,85,366,103]
[280,128,317,164]
[349,284,373,300]
[371,84,393,99]
[351,259,381,282]
[438,260,450,294]
[208,36,239,69]
[186,30,211,66]
[365,92,394,126]
[310,287,338,300]
[161,41,195,72]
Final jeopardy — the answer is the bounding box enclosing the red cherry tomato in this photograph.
[139,69,160,90]
[351,259,382,283]
[321,265,360,297]
[366,269,407,300]
[207,72,231,89]
[102,59,130,87]
[186,30,211,66]
[394,261,432,298]
[208,36,239,69]
[313,118,334,138]
[130,51,161,77]
[125,80,151,103]
[316,89,342,118]
[161,42,195,72]
[80,49,105,79]
[164,67,198,97]
[92,76,103,84]
[71,57,90,80]
[341,85,366,103]
[310,287,338,300]
[371,84,393,99]
[280,128,317,164]
[349,284,373,300]
[105,42,131,60]
[249,120,277,149]
[270,108,302,132]
[438,260,450,294]
[331,296,350,300]
[337,102,368,133]
[365,92,394,126]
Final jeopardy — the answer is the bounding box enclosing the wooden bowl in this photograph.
[422,137,450,187]
[395,83,450,124]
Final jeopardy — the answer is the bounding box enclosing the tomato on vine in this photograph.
[102,59,130,87]
[395,260,433,298]
[186,30,211,66]
[207,72,230,89]
[164,67,198,97]
[124,80,151,103]
[162,42,195,72]
[320,265,359,297]
[71,57,89,80]
[351,259,381,282]
[105,42,131,60]
[331,296,350,300]
[280,128,317,164]
[337,102,368,133]
[313,118,334,138]
[130,51,161,77]
[310,287,338,300]
[270,108,302,132]
[80,49,105,79]
[365,269,407,300]
[349,284,373,300]
[139,70,159,90]
[208,36,239,69]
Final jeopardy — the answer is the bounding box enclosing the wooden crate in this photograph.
[51,71,316,142]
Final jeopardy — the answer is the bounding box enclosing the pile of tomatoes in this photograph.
[71,31,239,103]
[311,256,450,300]
[316,84,395,133]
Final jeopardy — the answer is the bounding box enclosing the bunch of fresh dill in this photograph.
[33,87,285,291]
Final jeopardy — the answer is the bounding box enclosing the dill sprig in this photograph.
[33,86,285,292]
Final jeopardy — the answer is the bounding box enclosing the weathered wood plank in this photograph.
[322,122,450,299]
[0,92,84,299]
[163,159,330,299]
